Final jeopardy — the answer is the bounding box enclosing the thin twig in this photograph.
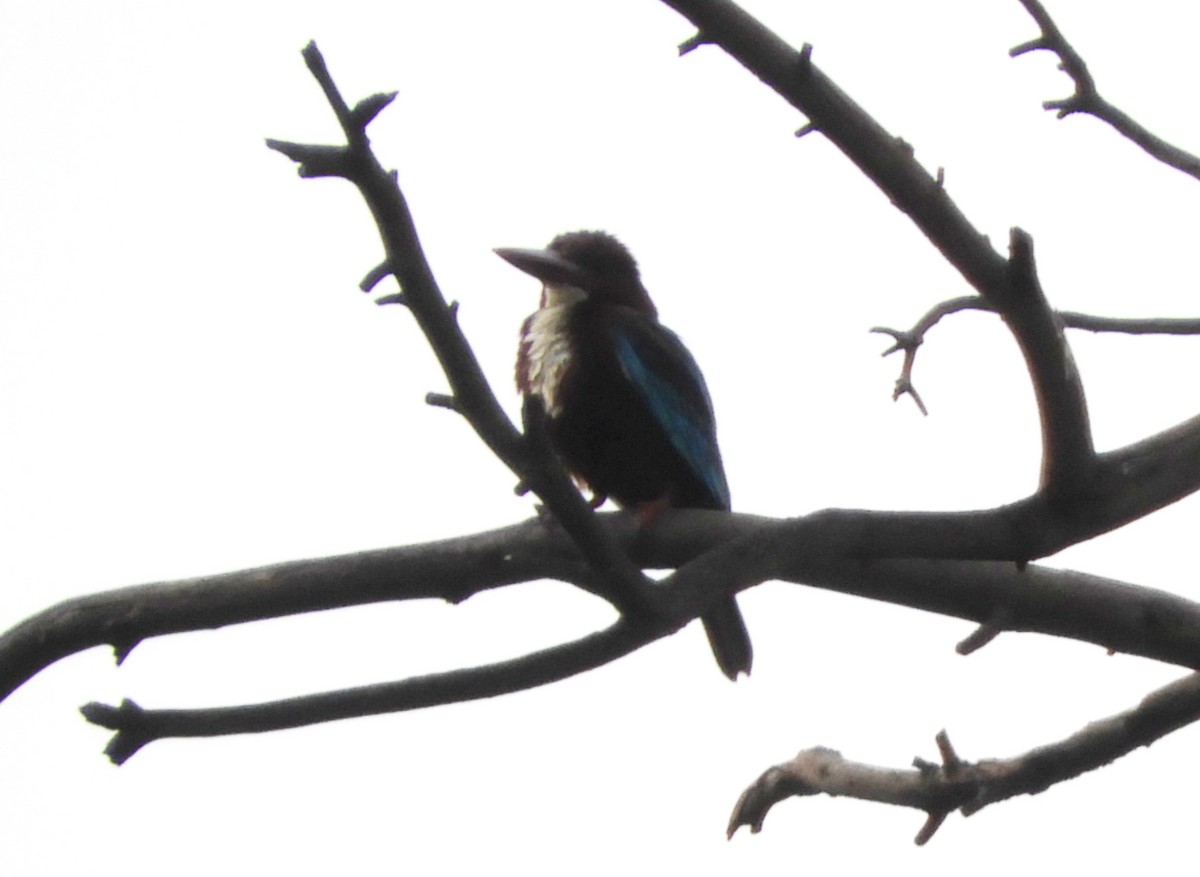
[1011,0,1200,181]
[873,296,1200,412]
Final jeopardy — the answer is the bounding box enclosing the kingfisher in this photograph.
[495,230,752,679]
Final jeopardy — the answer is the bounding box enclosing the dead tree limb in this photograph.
[267,44,657,622]
[729,671,1200,844]
[0,6,1197,844]
[655,0,1200,839]
[1010,0,1200,181]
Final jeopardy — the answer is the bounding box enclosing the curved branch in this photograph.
[651,402,1200,655]
[81,617,663,765]
[657,0,1093,497]
[1007,229,1094,493]
[1010,0,1200,181]
[2,508,1194,759]
[6,11,1200,790]
[870,295,983,413]
[874,296,1200,411]
[0,518,613,702]
[70,543,1200,760]
[9,382,1200,717]
[729,671,1200,843]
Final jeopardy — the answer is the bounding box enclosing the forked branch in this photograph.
[729,671,1200,844]
[1,9,1198,842]
[61,538,1200,759]
[267,43,655,619]
[1011,0,1200,181]
[81,617,660,765]
[659,0,1093,498]
[874,298,1200,412]
[38,14,1200,771]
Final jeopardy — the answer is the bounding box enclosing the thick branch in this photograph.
[658,0,1094,498]
[729,671,1200,843]
[69,546,1200,758]
[9,374,1200,714]
[6,12,1199,792]
[0,519,611,702]
[1,495,1198,758]
[1011,0,1200,181]
[1006,229,1093,492]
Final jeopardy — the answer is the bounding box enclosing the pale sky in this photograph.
[2,1,1199,874]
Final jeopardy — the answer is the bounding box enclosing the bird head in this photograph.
[495,230,657,317]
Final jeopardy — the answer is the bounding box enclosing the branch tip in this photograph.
[956,619,1005,655]
[360,261,395,292]
[1008,37,1046,58]
[1043,97,1077,116]
[351,91,398,129]
[81,699,152,765]
[112,638,140,665]
[678,32,708,56]
[912,756,938,777]
[870,326,917,357]
[301,41,330,86]
[265,139,350,178]
[425,392,461,413]
[914,810,948,845]
[935,730,962,772]
[895,380,928,415]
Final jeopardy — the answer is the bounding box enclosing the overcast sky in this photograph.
[2,1,1199,874]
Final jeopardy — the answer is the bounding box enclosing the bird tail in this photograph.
[701,597,753,680]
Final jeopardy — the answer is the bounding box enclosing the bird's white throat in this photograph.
[522,284,587,416]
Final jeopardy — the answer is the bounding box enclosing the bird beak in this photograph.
[494,247,594,288]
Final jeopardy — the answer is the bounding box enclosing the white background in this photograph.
[2,1,1199,873]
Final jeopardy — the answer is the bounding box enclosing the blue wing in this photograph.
[608,313,730,509]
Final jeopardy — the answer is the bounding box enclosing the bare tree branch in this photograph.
[1,6,1197,837]
[729,671,1200,844]
[657,0,1094,499]
[9,376,1200,724]
[1011,0,1200,181]
[81,616,661,765]
[56,540,1200,758]
[0,518,613,702]
[875,297,1200,411]
[1004,229,1094,493]
[1059,312,1200,335]
[268,43,658,622]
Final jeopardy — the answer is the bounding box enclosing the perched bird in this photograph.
[495,230,752,679]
